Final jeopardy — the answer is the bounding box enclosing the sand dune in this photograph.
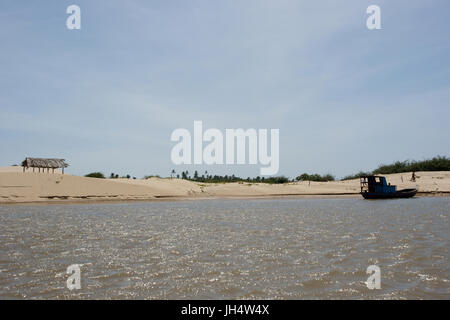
[0,166,449,204]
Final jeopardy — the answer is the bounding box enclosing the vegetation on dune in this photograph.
[85,172,105,179]
[341,171,372,181]
[174,170,291,184]
[341,156,450,180]
[373,156,450,174]
[85,156,447,183]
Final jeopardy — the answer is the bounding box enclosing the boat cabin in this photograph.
[360,175,396,194]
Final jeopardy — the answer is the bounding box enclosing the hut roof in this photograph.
[22,157,69,169]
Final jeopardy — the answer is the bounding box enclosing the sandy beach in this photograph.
[0,166,449,204]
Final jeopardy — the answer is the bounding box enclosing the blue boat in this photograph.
[360,175,417,199]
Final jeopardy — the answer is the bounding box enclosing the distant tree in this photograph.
[194,170,199,180]
[110,173,115,179]
[126,174,131,179]
[171,169,176,178]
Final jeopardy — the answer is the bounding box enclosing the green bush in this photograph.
[296,173,335,182]
[85,172,105,179]
[262,176,290,184]
[144,175,161,179]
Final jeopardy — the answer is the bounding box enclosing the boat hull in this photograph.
[361,188,417,199]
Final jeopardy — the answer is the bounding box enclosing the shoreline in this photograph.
[0,191,449,206]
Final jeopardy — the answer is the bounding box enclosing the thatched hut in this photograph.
[21,157,69,174]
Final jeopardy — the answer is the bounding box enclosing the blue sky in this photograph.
[1,0,449,179]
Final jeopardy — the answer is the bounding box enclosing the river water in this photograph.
[0,197,448,299]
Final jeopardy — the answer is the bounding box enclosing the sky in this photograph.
[0,0,449,179]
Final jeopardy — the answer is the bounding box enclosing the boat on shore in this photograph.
[360,175,417,199]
